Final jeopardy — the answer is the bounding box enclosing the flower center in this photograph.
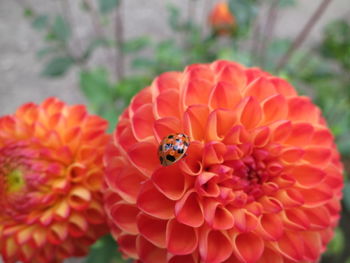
[6,168,25,193]
[0,141,51,216]
[198,143,280,208]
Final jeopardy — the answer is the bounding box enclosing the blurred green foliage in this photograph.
[20,0,350,262]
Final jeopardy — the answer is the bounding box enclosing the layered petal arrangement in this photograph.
[208,2,236,36]
[0,98,110,263]
[104,60,343,263]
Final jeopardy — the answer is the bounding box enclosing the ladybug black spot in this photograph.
[168,135,174,139]
[177,149,184,154]
[166,155,176,162]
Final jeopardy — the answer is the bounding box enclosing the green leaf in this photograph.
[228,0,257,35]
[32,15,49,30]
[131,57,155,70]
[23,8,34,17]
[326,228,345,255]
[166,4,181,31]
[82,38,110,60]
[79,67,116,110]
[122,36,151,53]
[320,19,350,70]
[278,0,296,7]
[41,57,73,77]
[98,0,120,14]
[52,15,71,42]
[86,235,120,263]
[36,46,60,59]
[154,40,184,71]
[343,182,350,211]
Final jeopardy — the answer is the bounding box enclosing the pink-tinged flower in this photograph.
[104,60,343,263]
[0,98,110,263]
[208,2,236,36]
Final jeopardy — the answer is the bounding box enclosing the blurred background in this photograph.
[0,0,350,262]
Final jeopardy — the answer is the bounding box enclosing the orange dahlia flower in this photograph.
[0,98,110,263]
[104,60,343,263]
[208,2,236,36]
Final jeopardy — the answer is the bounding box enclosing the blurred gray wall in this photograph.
[0,0,349,116]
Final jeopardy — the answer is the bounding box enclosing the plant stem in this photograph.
[82,0,105,39]
[115,0,124,81]
[275,0,333,72]
[250,11,262,66]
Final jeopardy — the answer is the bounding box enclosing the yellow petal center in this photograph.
[6,169,25,193]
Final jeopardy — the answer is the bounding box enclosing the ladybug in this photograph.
[158,133,190,166]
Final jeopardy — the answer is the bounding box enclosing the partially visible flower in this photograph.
[209,2,236,35]
[104,60,343,263]
[0,98,110,263]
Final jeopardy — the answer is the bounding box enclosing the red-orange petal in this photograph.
[137,181,175,219]
[110,203,139,234]
[274,231,304,261]
[128,142,160,177]
[166,219,198,255]
[256,213,283,241]
[152,165,189,200]
[175,191,204,227]
[209,81,242,110]
[155,89,181,119]
[236,96,262,129]
[233,232,264,263]
[199,228,233,263]
[153,117,182,142]
[137,213,167,248]
[184,105,210,141]
[243,77,277,102]
[131,104,155,141]
[289,165,326,188]
[204,200,234,230]
[287,97,320,124]
[137,236,167,263]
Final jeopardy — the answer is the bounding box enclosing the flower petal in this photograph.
[216,63,247,91]
[175,191,204,227]
[287,97,320,124]
[274,231,304,261]
[153,117,182,142]
[199,228,233,263]
[128,142,160,177]
[182,77,214,107]
[244,77,277,102]
[152,165,190,200]
[166,219,198,255]
[209,81,242,110]
[289,165,326,188]
[131,104,155,141]
[262,94,288,124]
[137,236,167,263]
[137,213,167,248]
[155,89,181,119]
[256,213,283,241]
[204,200,234,230]
[137,181,175,220]
[233,232,264,263]
[236,96,262,129]
[206,109,237,141]
[110,203,139,234]
[184,105,210,141]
